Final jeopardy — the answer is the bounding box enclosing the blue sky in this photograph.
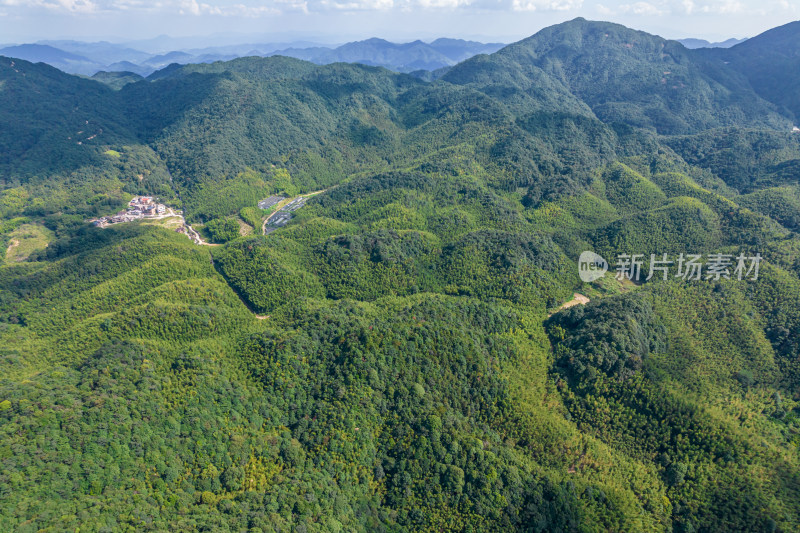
[0,0,797,44]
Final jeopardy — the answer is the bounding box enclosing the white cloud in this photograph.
[674,0,745,14]
[0,0,99,12]
[180,0,209,15]
[594,0,750,16]
[595,2,613,14]
[319,0,393,10]
[619,1,664,14]
[512,0,583,12]
[113,0,165,9]
[415,0,473,8]
[0,0,788,19]
[59,0,97,10]
[178,0,286,15]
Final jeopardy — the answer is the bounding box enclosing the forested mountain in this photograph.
[698,20,800,123]
[2,18,800,532]
[444,19,789,133]
[90,70,145,90]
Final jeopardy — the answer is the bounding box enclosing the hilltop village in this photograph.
[90,196,171,227]
[90,196,209,244]
[88,192,315,245]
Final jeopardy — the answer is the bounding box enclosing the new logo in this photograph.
[578,251,608,282]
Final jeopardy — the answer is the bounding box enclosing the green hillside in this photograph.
[2,18,800,532]
[444,18,791,134]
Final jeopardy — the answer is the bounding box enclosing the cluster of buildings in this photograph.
[264,196,309,234]
[258,195,285,210]
[91,196,168,227]
[282,197,307,212]
[267,212,292,230]
[128,196,167,216]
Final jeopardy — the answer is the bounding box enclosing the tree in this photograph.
[206,218,240,243]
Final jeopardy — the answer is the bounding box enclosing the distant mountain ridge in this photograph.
[0,44,103,75]
[268,37,504,72]
[0,37,505,77]
[2,31,767,80]
[678,37,747,49]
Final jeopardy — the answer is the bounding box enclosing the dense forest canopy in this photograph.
[2,17,800,532]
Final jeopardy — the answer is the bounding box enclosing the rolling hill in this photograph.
[444,18,790,134]
[2,18,800,532]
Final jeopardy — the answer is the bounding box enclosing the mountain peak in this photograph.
[359,37,392,46]
[730,19,800,54]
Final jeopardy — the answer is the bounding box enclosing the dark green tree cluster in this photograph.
[205,217,241,243]
[548,293,665,381]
